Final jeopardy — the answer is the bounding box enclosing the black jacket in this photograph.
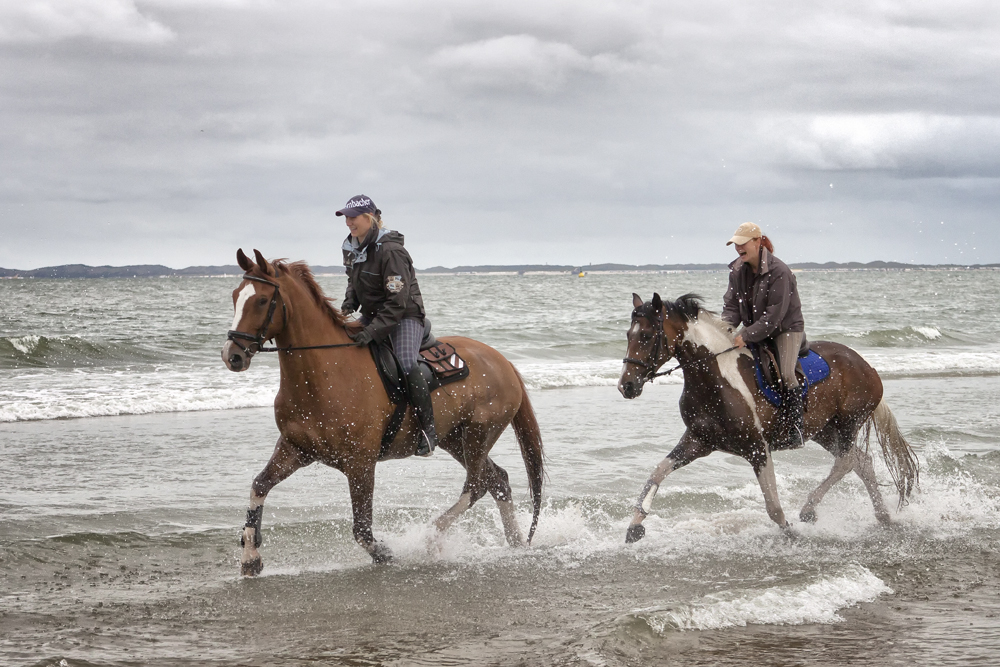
[721,247,804,344]
[341,226,425,342]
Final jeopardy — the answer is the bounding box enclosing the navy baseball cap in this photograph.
[336,194,379,217]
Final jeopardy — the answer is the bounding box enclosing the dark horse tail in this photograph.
[863,400,920,508]
[511,367,544,545]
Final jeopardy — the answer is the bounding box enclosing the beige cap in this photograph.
[726,222,762,246]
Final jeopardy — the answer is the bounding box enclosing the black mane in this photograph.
[666,293,704,321]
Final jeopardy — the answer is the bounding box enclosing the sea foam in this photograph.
[629,563,891,632]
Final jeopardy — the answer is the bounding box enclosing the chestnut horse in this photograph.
[222,249,543,575]
[619,293,918,543]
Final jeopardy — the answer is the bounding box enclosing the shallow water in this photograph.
[2,270,1000,665]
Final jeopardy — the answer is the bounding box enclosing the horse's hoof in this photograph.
[625,524,645,544]
[370,542,393,564]
[799,509,817,523]
[781,523,798,540]
[241,556,263,577]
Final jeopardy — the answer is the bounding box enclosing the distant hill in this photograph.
[1,261,998,278]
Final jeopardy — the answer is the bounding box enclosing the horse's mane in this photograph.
[665,293,705,321]
[272,260,347,327]
[664,293,735,342]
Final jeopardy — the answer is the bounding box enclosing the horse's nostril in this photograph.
[230,355,243,368]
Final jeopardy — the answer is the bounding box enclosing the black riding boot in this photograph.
[405,367,437,457]
[776,387,805,449]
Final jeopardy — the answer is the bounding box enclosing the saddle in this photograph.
[750,339,830,409]
[368,319,469,458]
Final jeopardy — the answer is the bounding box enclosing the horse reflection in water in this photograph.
[222,249,543,575]
[619,292,918,543]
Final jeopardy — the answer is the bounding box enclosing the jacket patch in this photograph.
[386,275,404,293]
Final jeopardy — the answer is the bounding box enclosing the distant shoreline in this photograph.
[1,261,999,279]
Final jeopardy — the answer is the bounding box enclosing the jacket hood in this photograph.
[378,229,405,246]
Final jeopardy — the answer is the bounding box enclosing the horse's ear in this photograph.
[651,292,663,311]
[236,248,253,272]
[253,249,274,276]
[632,293,643,309]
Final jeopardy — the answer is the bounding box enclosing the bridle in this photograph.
[623,307,738,381]
[622,307,672,381]
[226,274,359,354]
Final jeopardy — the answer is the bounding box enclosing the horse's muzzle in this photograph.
[618,378,643,399]
[222,340,252,372]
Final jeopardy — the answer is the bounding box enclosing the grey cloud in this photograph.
[0,0,998,269]
[0,0,174,43]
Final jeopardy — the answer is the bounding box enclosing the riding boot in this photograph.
[776,387,805,449]
[405,366,437,457]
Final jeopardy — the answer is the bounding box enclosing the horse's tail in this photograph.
[511,367,544,545]
[862,399,919,508]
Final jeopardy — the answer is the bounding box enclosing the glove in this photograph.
[351,329,374,346]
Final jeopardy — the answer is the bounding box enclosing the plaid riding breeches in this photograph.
[359,316,424,372]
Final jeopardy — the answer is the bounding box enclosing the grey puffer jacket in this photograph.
[341,226,425,342]
[721,247,804,344]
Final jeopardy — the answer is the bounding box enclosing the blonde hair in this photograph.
[365,212,384,229]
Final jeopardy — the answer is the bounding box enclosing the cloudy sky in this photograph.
[1,0,998,269]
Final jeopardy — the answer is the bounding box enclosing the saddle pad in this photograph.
[419,342,468,382]
[369,340,471,406]
[753,349,831,407]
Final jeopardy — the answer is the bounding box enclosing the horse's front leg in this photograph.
[626,430,712,543]
[749,444,791,530]
[241,436,309,576]
[346,464,393,564]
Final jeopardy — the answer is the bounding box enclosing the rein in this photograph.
[227,274,360,354]
[622,307,739,380]
[649,346,740,378]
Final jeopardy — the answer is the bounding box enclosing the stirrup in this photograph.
[415,430,434,457]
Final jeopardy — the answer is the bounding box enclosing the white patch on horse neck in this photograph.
[231,284,256,330]
[684,311,762,432]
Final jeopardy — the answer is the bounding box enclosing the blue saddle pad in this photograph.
[752,348,831,407]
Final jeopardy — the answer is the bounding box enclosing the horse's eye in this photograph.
[257,296,268,306]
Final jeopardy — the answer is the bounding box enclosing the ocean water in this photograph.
[2,269,999,666]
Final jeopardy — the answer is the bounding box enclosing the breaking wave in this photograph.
[624,564,891,632]
[0,335,162,369]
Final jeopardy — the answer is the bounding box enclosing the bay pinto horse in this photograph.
[222,249,543,575]
[619,292,918,543]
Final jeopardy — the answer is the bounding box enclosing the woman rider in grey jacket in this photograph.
[337,194,436,457]
[721,222,806,448]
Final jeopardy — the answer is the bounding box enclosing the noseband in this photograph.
[227,274,360,354]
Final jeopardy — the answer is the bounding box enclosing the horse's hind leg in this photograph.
[483,458,524,547]
[433,425,488,534]
[434,424,525,546]
[853,446,891,525]
[241,436,309,576]
[799,449,855,524]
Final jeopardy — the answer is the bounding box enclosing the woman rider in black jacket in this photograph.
[721,222,807,448]
[337,194,436,456]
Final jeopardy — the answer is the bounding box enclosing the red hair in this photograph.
[760,235,774,253]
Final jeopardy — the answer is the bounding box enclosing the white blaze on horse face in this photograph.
[684,312,762,432]
[231,284,256,330]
